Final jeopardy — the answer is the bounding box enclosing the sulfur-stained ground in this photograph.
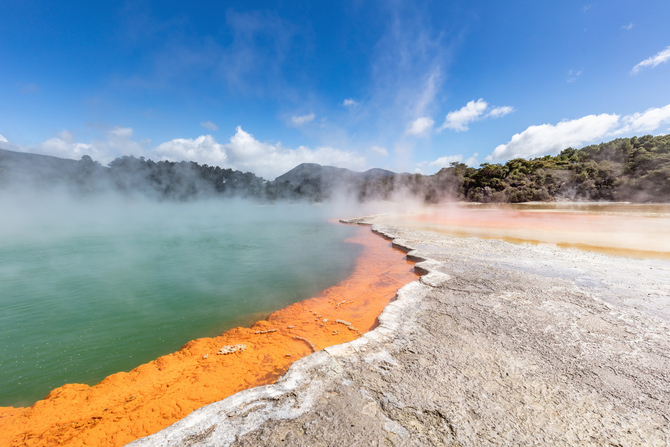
[131,221,670,447]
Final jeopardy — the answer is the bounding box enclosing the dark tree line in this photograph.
[2,134,669,202]
[356,134,670,203]
[0,151,269,200]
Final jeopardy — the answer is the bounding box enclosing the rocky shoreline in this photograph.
[0,225,416,447]
[130,219,670,446]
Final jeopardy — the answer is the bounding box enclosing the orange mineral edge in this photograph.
[0,224,418,447]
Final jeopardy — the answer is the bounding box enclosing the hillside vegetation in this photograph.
[359,134,670,203]
[1,134,669,202]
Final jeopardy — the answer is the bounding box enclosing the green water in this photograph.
[0,197,361,407]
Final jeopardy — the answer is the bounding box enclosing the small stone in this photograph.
[217,344,247,355]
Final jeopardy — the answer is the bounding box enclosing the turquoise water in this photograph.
[0,197,361,407]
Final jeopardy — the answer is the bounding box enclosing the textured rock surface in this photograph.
[130,222,670,447]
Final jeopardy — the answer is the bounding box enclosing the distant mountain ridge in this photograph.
[274,162,396,186]
[3,133,669,203]
[0,148,85,187]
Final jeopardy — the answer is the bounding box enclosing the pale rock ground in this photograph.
[129,219,670,446]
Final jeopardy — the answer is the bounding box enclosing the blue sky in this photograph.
[1,0,669,179]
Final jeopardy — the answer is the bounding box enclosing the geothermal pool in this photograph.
[0,198,362,407]
[4,199,668,446]
[373,202,670,259]
[0,198,418,447]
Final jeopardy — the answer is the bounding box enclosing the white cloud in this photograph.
[0,128,140,164]
[108,126,134,138]
[465,153,479,167]
[488,106,514,119]
[489,103,670,161]
[488,113,620,161]
[290,113,316,126]
[616,104,670,135]
[440,99,488,132]
[567,69,582,83]
[622,23,634,31]
[36,138,102,161]
[57,130,75,143]
[406,117,435,136]
[3,125,366,180]
[370,145,389,156]
[428,154,462,168]
[200,121,219,131]
[439,98,513,132]
[104,127,146,158]
[155,135,229,166]
[631,46,670,74]
[156,126,365,179]
[342,99,359,107]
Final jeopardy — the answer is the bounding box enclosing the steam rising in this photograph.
[0,194,364,407]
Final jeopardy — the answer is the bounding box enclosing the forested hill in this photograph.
[357,134,670,203]
[0,150,268,200]
[1,134,669,202]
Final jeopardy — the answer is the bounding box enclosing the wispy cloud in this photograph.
[622,23,634,31]
[488,103,670,161]
[631,46,670,74]
[57,130,75,143]
[439,99,514,132]
[363,4,456,145]
[290,113,316,126]
[582,4,594,12]
[219,10,303,96]
[369,145,389,156]
[488,106,514,119]
[108,126,134,138]
[567,69,582,83]
[200,121,218,131]
[342,99,359,107]
[113,8,308,100]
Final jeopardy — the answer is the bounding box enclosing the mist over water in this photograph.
[0,194,362,407]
